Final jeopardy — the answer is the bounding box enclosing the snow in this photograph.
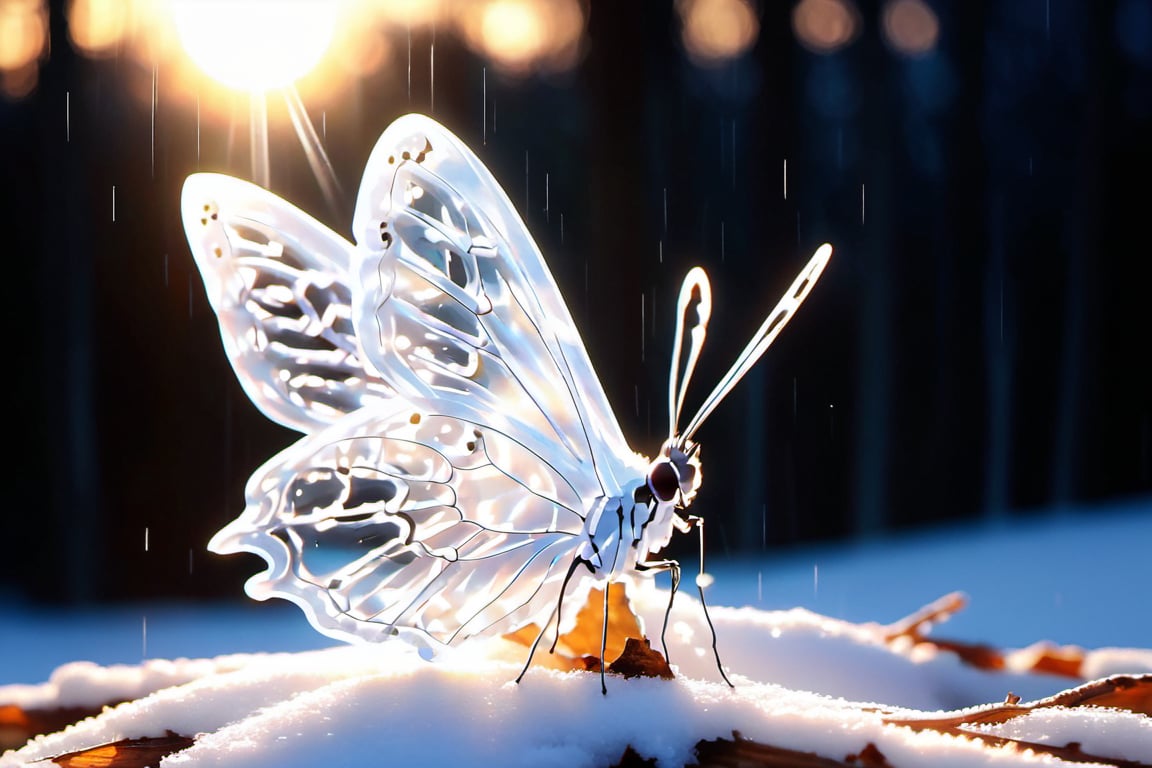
[5,639,1149,768]
[2,502,1150,766]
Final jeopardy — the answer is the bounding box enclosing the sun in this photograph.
[170,0,339,92]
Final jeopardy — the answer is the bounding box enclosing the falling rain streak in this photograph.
[65,91,69,142]
[861,184,866,224]
[111,185,116,221]
[731,121,736,188]
[793,377,798,425]
[151,64,157,178]
[640,293,645,362]
[783,159,787,199]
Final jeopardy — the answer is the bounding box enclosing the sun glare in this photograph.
[170,0,339,91]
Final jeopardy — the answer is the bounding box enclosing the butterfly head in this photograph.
[646,439,702,508]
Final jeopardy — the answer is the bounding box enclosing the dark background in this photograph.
[2,0,1150,606]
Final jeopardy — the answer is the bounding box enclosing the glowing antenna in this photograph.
[678,243,832,442]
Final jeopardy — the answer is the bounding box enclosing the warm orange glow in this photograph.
[170,0,339,91]
[333,25,390,77]
[882,0,938,56]
[457,0,584,75]
[678,0,760,65]
[0,61,36,97]
[66,0,131,55]
[792,0,860,53]
[0,0,47,71]
[368,0,443,27]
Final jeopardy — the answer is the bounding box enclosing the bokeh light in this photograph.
[882,0,939,57]
[170,0,339,91]
[792,0,860,54]
[367,0,443,27]
[66,0,130,55]
[456,0,584,76]
[678,0,760,66]
[0,0,47,97]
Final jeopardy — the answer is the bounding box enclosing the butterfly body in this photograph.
[184,113,830,665]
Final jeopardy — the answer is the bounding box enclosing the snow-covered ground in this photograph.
[2,500,1150,766]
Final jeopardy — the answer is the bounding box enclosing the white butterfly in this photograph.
[184,113,831,682]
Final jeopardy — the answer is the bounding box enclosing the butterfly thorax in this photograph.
[577,438,703,575]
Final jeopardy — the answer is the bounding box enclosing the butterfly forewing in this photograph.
[182,173,393,433]
[352,116,642,496]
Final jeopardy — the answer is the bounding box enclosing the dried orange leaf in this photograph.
[504,583,643,666]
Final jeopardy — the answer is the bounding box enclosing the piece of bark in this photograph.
[688,732,893,768]
[0,703,124,752]
[612,744,658,767]
[45,731,195,768]
[885,592,1087,677]
[608,637,676,680]
[882,674,1152,768]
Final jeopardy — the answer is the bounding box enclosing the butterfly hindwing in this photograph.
[209,395,590,646]
[182,173,393,433]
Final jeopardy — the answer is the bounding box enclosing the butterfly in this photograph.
[184,113,831,687]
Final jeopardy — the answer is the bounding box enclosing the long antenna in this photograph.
[667,267,712,441]
[680,244,832,442]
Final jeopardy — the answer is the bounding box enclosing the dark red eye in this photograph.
[648,461,680,503]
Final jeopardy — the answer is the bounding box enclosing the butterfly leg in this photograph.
[514,602,559,685]
[515,554,595,684]
[679,513,735,688]
[633,557,681,666]
[598,503,629,695]
[654,513,732,686]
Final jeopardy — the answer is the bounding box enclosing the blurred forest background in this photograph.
[1,0,1150,606]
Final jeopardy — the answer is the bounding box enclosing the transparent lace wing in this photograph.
[192,117,646,648]
[209,394,591,648]
[182,173,393,433]
[351,114,642,497]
